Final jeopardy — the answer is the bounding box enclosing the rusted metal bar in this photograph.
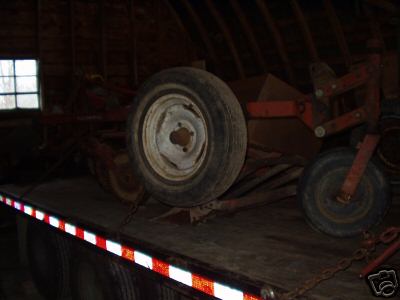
[338,134,380,203]
[179,0,221,75]
[187,184,297,223]
[237,154,306,182]
[255,0,295,83]
[323,0,352,68]
[314,63,371,99]
[315,107,367,137]
[216,184,297,211]
[336,47,382,199]
[230,0,267,72]
[360,239,400,278]
[204,0,246,79]
[261,167,303,190]
[290,0,319,62]
[225,164,292,199]
[247,100,314,129]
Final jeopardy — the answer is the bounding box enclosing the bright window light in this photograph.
[0,59,40,110]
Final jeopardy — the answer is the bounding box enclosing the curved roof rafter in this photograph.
[230,0,268,73]
[179,0,222,75]
[255,0,296,83]
[205,0,246,79]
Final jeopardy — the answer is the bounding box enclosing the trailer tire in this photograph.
[127,67,247,207]
[70,249,141,300]
[27,221,71,300]
[298,148,390,237]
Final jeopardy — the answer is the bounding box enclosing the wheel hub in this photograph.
[317,169,371,223]
[169,127,192,149]
[142,94,208,181]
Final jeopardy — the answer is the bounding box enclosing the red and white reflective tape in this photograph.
[0,195,263,300]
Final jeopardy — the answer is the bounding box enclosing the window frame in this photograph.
[0,58,41,111]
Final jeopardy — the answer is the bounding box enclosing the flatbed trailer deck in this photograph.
[0,177,399,300]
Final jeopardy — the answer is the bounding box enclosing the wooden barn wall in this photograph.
[0,0,197,111]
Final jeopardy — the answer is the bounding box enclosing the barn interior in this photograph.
[0,0,399,299]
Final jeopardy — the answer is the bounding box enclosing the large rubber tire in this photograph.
[27,221,71,300]
[70,248,141,300]
[127,67,247,207]
[298,148,390,237]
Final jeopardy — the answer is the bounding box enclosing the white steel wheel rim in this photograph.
[142,94,208,181]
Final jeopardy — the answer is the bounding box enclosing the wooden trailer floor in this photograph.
[1,177,399,300]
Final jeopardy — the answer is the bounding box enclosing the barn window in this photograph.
[0,59,40,110]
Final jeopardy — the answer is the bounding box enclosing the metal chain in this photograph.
[280,227,400,300]
[115,189,148,233]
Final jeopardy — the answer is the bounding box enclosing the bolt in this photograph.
[314,126,326,138]
[354,112,361,118]
[315,89,324,98]
[331,84,337,89]
[261,287,276,299]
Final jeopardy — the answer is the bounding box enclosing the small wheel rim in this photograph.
[142,93,208,181]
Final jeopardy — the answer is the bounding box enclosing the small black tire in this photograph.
[27,221,71,300]
[108,152,146,205]
[298,148,391,237]
[127,67,247,207]
[70,248,141,300]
